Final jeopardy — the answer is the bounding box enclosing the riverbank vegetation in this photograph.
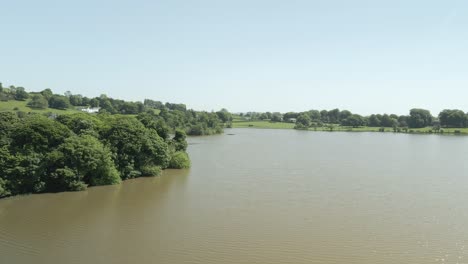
[0,83,230,198]
[233,108,468,135]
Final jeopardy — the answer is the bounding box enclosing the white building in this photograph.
[81,107,101,113]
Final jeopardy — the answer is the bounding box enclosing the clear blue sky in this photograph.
[1,0,467,115]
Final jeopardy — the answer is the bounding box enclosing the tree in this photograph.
[296,113,311,127]
[328,109,340,123]
[49,95,70,109]
[283,112,299,121]
[398,116,408,127]
[27,94,48,109]
[10,115,71,154]
[439,109,467,128]
[50,135,121,189]
[0,112,20,147]
[101,117,170,179]
[342,114,365,127]
[89,98,100,107]
[381,114,398,127]
[56,113,103,136]
[14,87,29,101]
[216,109,232,123]
[172,129,188,151]
[144,99,164,109]
[368,114,381,127]
[69,94,83,106]
[307,110,321,121]
[40,89,53,100]
[320,110,329,123]
[339,110,352,122]
[408,108,432,128]
[271,113,282,122]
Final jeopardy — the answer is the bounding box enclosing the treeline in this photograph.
[0,111,191,198]
[0,82,233,198]
[0,83,231,135]
[242,108,468,130]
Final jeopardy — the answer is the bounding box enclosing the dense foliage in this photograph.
[243,107,468,131]
[0,83,229,135]
[0,82,232,198]
[0,111,193,198]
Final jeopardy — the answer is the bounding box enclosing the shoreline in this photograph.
[231,122,468,135]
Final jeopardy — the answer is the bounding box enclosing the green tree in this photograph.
[408,108,432,128]
[320,110,329,123]
[295,113,311,128]
[101,117,170,179]
[27,94,49,109]
[328,109,340,123]
[40,88,53,100]
[342,114,365,127]
[271,113,282,122]
[439,109,467,128]
[307,110,321,121]
[14,87,29,101]
[49,95,70,109]
[10,115,71,153]
[216,109,232,123]
[172,129,188,151]
[50,135,121,189]
[368,114,381,127]
[69,94,83,106]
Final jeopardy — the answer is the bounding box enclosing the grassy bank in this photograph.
[232,120,468,135]
[0,99,83,115]
[232,120,295,129]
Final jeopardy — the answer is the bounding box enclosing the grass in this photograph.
[0,99,85,115]
[232,119,468,135]
[232,120,295,129]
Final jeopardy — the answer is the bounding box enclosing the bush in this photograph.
[169,151,191,169]
[0,178,11,198]
[454,130,461,134]
[294,123,308,130]
[68,181,87,191]
[140,165,162,177]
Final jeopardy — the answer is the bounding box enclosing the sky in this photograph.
[1,0,467,115]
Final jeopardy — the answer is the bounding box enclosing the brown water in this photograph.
[1,128,468,264]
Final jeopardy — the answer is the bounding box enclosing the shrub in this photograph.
[169,151,191,169]
[68,181,87,191]
[140,165,162,177]
[0,178,11,198]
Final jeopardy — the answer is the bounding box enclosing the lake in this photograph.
[1,128,468,264]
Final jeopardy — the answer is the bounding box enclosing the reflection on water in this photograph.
[1,129,468,264]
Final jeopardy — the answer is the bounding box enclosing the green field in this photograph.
[232,120,295,129]
[232,119,468,135]
[0,99,84,115]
